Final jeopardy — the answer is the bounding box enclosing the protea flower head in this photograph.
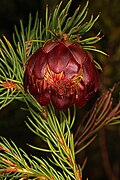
[23,0,104,110]
[24,40,100,110]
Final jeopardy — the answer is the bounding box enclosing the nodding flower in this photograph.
[24,40,100,110]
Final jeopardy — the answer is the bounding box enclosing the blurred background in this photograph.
[0,0,120,179]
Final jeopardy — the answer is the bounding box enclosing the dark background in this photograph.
[0,0,120,179]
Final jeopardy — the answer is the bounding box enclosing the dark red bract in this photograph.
[24,40,100,110]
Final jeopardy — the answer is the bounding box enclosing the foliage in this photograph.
[0,0,120,179]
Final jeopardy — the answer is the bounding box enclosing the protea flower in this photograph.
[24,40,100,110]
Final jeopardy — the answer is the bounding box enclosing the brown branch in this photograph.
[99,128,118,180]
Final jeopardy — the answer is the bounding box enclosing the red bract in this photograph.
[24,40,100,110]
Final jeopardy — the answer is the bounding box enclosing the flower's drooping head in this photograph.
[24,40,100,110]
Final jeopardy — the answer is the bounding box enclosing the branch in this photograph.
[0,137,65,179]
[99,129,117,180]
[24,96,82,180]
[75,85,120,152]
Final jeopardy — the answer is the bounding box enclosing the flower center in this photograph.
[43,65,84,96]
